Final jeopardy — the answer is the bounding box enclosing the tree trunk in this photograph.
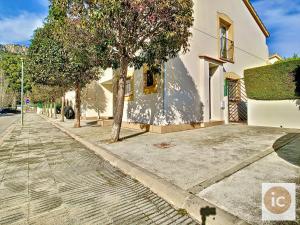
[49,102,53,118]
[97,110,100,119]
[54,102,57,119]
[61,95,65,122]
[111,59,128,142]
[74,83,81,128]
[46,103,49,117]
[112,69,119,116]
[12,95,16,109]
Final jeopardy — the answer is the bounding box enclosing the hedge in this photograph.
[244,59,300,100]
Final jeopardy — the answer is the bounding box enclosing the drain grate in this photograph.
[153,142,175,149]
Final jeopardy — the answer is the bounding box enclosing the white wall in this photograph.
[65,91,75,107]
[125,67,165,125]
[248,99,300,129]
[193,0,269,75]
[151,0,270,124]
[64,69,113,119]
[36,107,43,115]
[269,57,280,65]
[164,58,204,124]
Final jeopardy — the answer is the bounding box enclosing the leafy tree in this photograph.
[43,0,102,127]
[28,23,71,121]
[0,52,31,108]
[0,69,14,107]
[86,0,194,141]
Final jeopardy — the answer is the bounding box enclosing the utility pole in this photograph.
[21,58,24,126]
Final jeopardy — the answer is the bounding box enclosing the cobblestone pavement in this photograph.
[0,114,198,225]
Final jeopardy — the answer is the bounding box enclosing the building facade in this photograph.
[66,0,270,128]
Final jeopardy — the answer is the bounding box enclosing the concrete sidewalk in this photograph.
[49,116,300,225]
[0,114,200,225]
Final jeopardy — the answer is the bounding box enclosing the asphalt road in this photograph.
[0,113,198,225]
[0,113,20,137]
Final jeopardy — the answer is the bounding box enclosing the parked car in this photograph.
[0,108,7,114]
[0,108,21,114]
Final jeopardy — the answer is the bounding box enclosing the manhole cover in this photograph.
[153,142,175,149]
[275,134,300,167]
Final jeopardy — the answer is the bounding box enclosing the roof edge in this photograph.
[242,0,270,38]
[269,54,283,60]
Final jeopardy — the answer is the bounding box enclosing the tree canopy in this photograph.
[0,52,31,106]
[28,23,70,89]
[88,0,194,68]
[28,0,103,127]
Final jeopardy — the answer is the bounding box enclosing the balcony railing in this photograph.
[220,37,234,62]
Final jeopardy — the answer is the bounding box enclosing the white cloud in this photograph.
[0,12,46,44]
[252,0,300,57]
[39,0,50,8]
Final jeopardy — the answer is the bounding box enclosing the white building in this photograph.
[65,69,114,120]
[268,54,283,64]
[66,0,270,132]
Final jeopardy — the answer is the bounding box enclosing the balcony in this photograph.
[220,37,234,62]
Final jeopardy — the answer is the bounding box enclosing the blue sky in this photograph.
[251,0,300,57]
[0,0,48,45]
[0,0,299,58]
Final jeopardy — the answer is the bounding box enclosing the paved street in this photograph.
[0,113,198,225]
[0,114,20,137]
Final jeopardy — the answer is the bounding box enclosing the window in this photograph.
[145,70,154,87]
[143,64,160,94]
[220,26,228,59]
[124,72,134,101]
[125,78,132,97]
[218,13,234,62]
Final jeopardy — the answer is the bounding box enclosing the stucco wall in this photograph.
[154,0,269,125]
[269,57,280,65]
[191,0,269,76]
[248,99,300,129]
[124,68,165,125]
[65,69,113,119]
[36,107,43,115]
[164,58,203,124]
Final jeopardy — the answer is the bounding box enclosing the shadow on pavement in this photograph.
[274,133,300,167]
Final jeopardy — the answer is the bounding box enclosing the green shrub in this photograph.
[244,59,300,100]
[36,102,43,108]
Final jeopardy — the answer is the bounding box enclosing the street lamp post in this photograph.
[21,58,24,126]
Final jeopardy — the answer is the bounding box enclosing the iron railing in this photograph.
[220,37,234,62]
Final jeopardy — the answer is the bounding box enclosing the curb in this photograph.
[43,116,250,225]
[188,148,274,194]
[273,133,299,151]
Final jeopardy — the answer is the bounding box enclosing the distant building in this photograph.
[268,54,283,64]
